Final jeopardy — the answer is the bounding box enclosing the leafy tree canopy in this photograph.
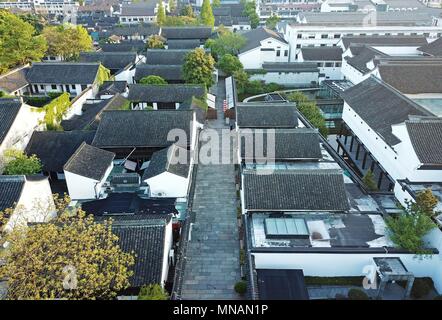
[0,204,135,300]
[265,14,280,30]
[156,1,166,26]
[412,188,439,217]
[212,0,221,7]
[42,24,93,60]
[183,48,215,88]
[204,29,246,60]
[200,0,215,27]
[139,75,168,85]
[147,34,166,49]
[242,0,259,29]
[2,149,42,175]
[180,4,195,17]
[386,202,435,255]
[0,10,47,73]
[217,54,243,76]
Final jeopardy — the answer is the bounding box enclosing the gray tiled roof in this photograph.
[345,46,387,74]
[26,63,100,85]
[300,47,343,61]
[243,169,349,211]
[100,41,146,53]
[121,3,156,16]
[0,98,21,145]
[98,81,128,96]
[110,215,168,287]
[0,66,29,93]
[101,24,159,37]
[128,84,205,102]
[142,144,190,180]
[64,142,115,180]
[262,62,318,73]
[145,49,190,65]
[167,39,200,50]
[342,77,433,146]
[25,131,96,172]
[236,103,298,128]
[240,28,287,54]
[0,175,25,212]
[406,119,442,166]
[239,128,322,161]
[79,52,137,71]
[341,35,428,50]
[135,64,183,82]
[377,61,442,94]
[161,27,212,40]
[92,110,194,148]
[418,37,442,56]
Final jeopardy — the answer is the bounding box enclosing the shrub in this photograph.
[347,288,369,300]
[3,149,42,175]
[411,278,433,299]
[234,280,247,295]
[362,169,378,191]
[138,284,169,300]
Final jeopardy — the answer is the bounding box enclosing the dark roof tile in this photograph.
[0,175,25,212]
[64,142,115,180]
[236,103,298,128]
[26,63,100,85]
[128,84,205,102]
[0,98,21,145]
[406,119,442,166]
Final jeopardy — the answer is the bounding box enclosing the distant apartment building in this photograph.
[0,0,79,17]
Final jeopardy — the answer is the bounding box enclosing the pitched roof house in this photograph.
[0,65,29,96]
[235,103,299,129]
[79,52,138,75]
[26,63,102,96]
[134,64,183,84]
[64,142,115,200]
[91,109,197,160]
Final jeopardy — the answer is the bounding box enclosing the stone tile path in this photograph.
[180,78,242,300]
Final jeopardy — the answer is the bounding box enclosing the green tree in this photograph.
[412,188,439,217]
[212,0,221,7]
[0,10,47,73]
[168,0,176,12]
[204,29,246,60]
[163,15,198,26]
[362,169,378,191]
[287,92,328,137]
[147,35,166,49]
[2,149,42,175]
[40,92,72,131]
[265,14,280,30]
[0,206,135,300]
[217,54,243,76]
[233,69,250,95]
[138,284,169,300]
[19,13,46,34]
[200,0,215,27]
[156,1,166,26]
[139,75,168,85]
[386,203,435,255]
[181,4,195,17]
[183,48,215,88]
[43,24,92,60]
[243,0,259,29]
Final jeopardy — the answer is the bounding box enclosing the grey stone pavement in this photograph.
[180,78,242,300]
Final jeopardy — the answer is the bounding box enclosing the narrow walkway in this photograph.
[180,78,241,300]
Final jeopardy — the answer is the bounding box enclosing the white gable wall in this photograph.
[4,177,56,233]
[64,163,113,200]
[0,103,43,155]
[145,171,189,198]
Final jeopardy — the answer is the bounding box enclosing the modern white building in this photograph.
[64,142,115,200]
[277,11,442,62]
[337,76,442,196]
[0,0,79,16]
[119,1,168,25]
[238,27,290,70]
